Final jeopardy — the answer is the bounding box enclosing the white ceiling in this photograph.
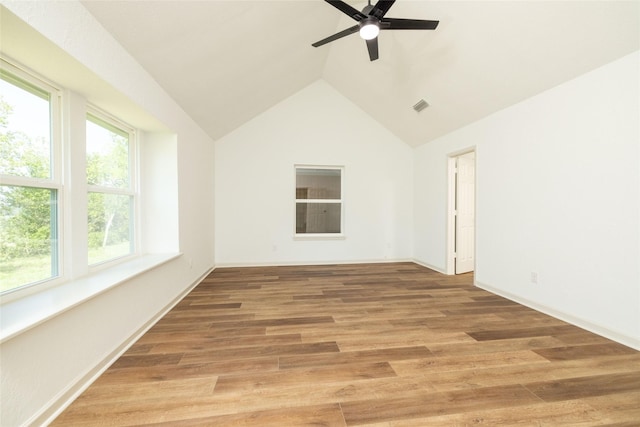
[82,0,639,147]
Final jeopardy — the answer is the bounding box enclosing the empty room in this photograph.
[0,0,639,425]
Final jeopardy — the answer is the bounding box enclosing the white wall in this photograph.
[414,51,640,348]
[215,80,413,266]
[0,2,216,426]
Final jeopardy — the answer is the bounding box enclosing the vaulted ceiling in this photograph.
[82,1,639,147]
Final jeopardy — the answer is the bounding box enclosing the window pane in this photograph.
[0,185,58,292]
[88,192,132,265]
[296,168,341,200]
[296,202,341,234]
[86,115,129,188]
[0,72,51,179]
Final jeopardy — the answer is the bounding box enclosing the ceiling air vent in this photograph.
[413,99,429,113]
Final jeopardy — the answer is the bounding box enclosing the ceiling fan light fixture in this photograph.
[312,0,439,61]
[359,18,380,40]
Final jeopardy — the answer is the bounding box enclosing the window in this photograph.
[0,62,61,294]
[295,166,343,236]
[0,57,141,297]
[86,111,136,265]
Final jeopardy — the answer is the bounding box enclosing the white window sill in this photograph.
[0,253,180,344]
[294,234,346,240]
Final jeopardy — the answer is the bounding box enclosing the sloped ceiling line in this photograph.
[82,0,640,147]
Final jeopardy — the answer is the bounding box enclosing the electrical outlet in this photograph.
[530,272,538,284]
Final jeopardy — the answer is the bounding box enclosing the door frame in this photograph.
[446,147,476,275]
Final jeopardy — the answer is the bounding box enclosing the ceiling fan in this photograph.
[312,0,439,61]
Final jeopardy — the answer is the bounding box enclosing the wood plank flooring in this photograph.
[52,263,640,426]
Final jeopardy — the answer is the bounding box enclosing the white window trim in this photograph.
[0,57,65,295]
[0,58,145,302]
[0,59,63,185]
[0,57,180,343]
[86,106,140,270]
[294,164,345,239]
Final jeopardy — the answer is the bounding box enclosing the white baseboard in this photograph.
[411,258,448,274]
[475,280,640,351]
[214,258,414,269]
[33,266,215,427]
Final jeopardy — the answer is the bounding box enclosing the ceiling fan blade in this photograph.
[381,18,439,30]
[312,25,360,47]
[370,0,396,19]
[325,0,367,21]
[366,38,379,61]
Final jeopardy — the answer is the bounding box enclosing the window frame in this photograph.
[0,41,179,341]
[86,106,139,269]
[0,56,144,300]
[294,164,345,239]
[0,58,64,295]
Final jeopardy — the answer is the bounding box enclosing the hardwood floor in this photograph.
[53,263,640,426]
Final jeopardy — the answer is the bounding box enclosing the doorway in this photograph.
[447,150,476,275]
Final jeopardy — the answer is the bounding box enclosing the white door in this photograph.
[455,152,475,274]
